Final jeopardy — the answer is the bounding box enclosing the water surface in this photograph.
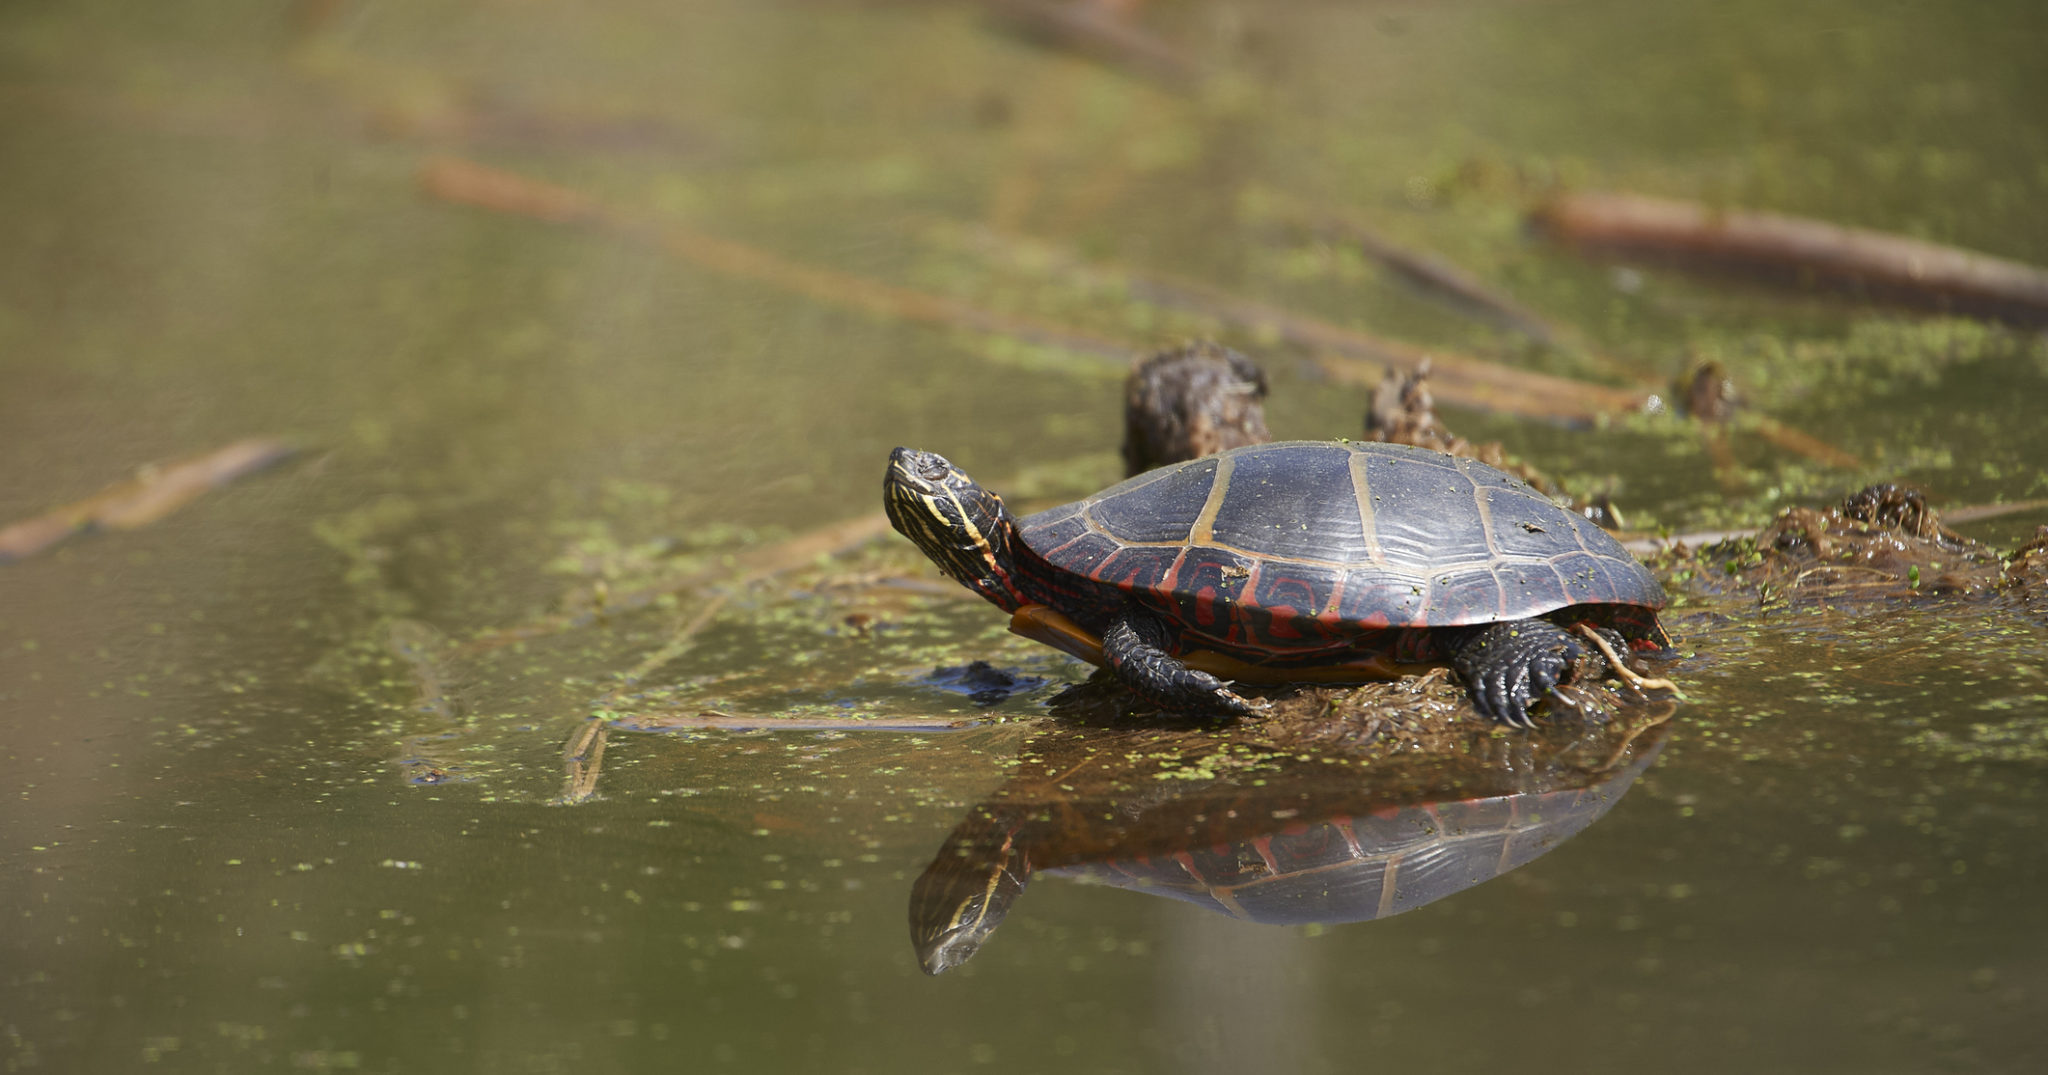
[3,1,2046,1071]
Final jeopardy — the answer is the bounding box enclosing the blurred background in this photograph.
[3,1,2046,1071]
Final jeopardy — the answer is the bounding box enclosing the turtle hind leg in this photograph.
[1449,618,1590,728]
[1101,608,1255,719]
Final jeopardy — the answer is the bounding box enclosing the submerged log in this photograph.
[985,0,1205,90]
[1533,191,2048,326]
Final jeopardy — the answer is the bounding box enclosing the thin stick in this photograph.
[1620,529,1756,556]
[1247,196,1573,350]
[985,0,1206,90]
[0,438,295,564]
[1618,498,2048,557]
[1240,188,1659,384]
[1942,498,2048,526]
[1574,623,1683,699]
[418,157,1136,362]
[609,712,999,733]
[934,222,1653,423]
[1534,191,2048,326]
[1748,416,1861,471]
[558,719,608,804]
[423,160,1656,426]
[1309,350,1645,425]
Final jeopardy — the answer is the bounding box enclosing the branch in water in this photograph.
[0,438,296,564]
[933,222,1654,424]
[418,156,1136,363]
[1533,191,2048,326]
[1619,497,2048,557]
[984,0,1206,91]
[608,712,996,733]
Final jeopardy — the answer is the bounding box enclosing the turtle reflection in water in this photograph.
[909,707,1671,974]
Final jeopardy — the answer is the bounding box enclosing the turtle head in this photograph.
[884,447,1029,611]
[907,824,1029,975]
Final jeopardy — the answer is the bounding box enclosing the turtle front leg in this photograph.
[1449,618,1598,728]
[1101,607,1255,719]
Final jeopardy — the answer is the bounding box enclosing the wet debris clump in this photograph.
[1659,482,2031,602]
[1363,361,1568,500]
[1121,341,1272,476]
[2004,526,2048,616]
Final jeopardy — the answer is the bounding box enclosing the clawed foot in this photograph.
[1454,619,1680,727]
[1145,661,1258,720]
[1451,620,1594,727]
[1102,609,1258,720]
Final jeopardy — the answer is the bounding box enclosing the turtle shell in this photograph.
[1017,440,1663,657]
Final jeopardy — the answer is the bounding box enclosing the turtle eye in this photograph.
[917,456,950,482]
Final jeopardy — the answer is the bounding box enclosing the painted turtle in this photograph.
[884,439,1670,725]
[909,718,1668,973]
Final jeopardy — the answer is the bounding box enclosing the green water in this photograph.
[4,1,2046,1071]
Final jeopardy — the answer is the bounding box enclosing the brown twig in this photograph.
[1267,201,1573,349]
[609,712,997,733]
[558,719,608,804]
[1747,416,1862,471]
[1941,498,2048,526]
[591,592,734,712]
[1243,189,1658,384]
[1620,529,1755,556]
[1534,191,2048,326]
[984,0,1206,90]
[0,438,296,564]
[1309,349,1646,425]
[1617,497,2048,557]
[385,619,472,786]
[418,156,1136,363]
[934,222,1653,424]
[1573,623,1683,699]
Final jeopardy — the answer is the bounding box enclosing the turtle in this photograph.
[883,439,1671,725]
[909,717,1669,973]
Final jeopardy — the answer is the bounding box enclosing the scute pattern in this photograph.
[1015,441,1664,658]
[1089,545,1181,596]
[1162,547,1256,634]
[1246,567,1343,644]
[1365,449,1493,571]
[1207,443,1368,561]
[1088,457,1215,545]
